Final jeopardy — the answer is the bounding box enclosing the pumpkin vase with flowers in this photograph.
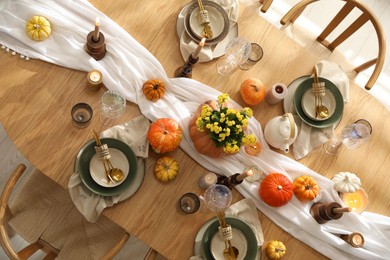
[189,93,257,158]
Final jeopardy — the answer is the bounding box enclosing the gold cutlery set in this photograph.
[197,0,213,38]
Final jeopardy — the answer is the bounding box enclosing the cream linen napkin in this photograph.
[68,115,150,222]
[293,60,350,160]
[178,0,239,62]
[190,198,264,259]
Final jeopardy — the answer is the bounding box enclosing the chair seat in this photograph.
[8,169,126,260]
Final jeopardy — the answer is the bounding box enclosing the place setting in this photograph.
[176,0,239,62]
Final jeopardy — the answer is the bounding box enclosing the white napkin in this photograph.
[178,0,239,62]
[190,198,264,259]
[293,60,350,160]
[68,115,150,222]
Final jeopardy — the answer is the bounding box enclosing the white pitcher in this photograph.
[264,113,298,153]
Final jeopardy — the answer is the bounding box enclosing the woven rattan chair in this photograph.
[0,164,130,260]
[280,0,386,90]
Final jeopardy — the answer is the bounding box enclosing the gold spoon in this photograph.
[107,160,124,182]
[313,68,329,119]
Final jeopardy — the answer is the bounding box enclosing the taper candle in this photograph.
[191,38,206,59]
[93,17,100,42]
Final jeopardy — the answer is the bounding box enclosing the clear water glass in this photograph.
[216,37,251,76]
[100,90,126,125]
[203,184,232,212]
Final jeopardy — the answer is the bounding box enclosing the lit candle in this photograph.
[265,83,288,104]
[341,189,368,213]
[93,17,100,42]
[191,38,206,59]
[236,169,254,182]
[87,70,103,90]
[243,166,263,182]
[244,140,262,156]
[198,172,217,190]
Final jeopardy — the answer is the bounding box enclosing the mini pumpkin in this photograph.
[332,172,361,193]
[143,79,165,102]
[293,175,319,202]
[259,173,293,207]
[154,156,179,182]
[266,240,286,259]
[148,118,182,154]
[240,78,266,106]
[26,15,51,41]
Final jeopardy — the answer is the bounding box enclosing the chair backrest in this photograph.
[259,0,273,13]
[0,164,130,260]
[280,0,386,90]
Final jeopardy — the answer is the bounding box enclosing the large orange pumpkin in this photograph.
[259,173,293,207]
[293,175,319,202]
[240,78,266,106]
[189,102,225,158]
[148,118,182,153]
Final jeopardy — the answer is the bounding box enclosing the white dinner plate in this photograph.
[188,3,228,42]
[301,88,336,121]
[89,148,129,188]
[210,227,248,260]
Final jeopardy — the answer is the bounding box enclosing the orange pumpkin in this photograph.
[143,79,165,102]
[189,102,224,158]
[148,118,182,153]
[293,175,319,202]
[259,173,293,207]
[240,78,266,106]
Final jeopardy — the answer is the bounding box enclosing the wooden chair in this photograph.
[0,164,130,260]
[280,0,386,90]
[259,0,273,13]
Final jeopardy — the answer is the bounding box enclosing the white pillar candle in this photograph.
[266,83,288,104]
[198,172,217,189]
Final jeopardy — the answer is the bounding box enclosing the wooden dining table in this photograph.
[1,0,389,259]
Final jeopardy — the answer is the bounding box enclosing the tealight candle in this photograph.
[265,83,288,104]
[87,70,103,90]
[236,169,255,182]
[198,172,217,190]
[243,166,263,182]
[341,189,368,214]
[93,17,100,42]
[340,232,365,248]
[191,38,206,59]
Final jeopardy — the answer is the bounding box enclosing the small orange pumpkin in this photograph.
[154,156,179,182]
[240,78,266,106]
[148,118,182,153]
[259,173,293,207]
[143,79,165,102]
[293,175,319,202]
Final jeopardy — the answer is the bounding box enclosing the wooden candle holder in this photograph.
[310,202,351,224]
[85,31,106,61]
[174,54,199,78]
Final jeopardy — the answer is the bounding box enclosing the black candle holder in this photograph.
[85,31,106,61]
[174,54,199,78]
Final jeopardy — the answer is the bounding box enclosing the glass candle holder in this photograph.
[71,103,93,128]
[341,189,369,213]
[177,192,201,214]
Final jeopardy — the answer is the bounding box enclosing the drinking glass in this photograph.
[216,37,252,76]
[71,103,93,128]
[324,122,371,155]
[177,192,201,214]
[100,90,126,126]
[238,43,264,70]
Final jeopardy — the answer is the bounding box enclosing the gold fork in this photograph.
[197,0,213,38]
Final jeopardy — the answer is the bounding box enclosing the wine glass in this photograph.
[216,37,252,76]
[324,122,371,155]
[203,184,232,212]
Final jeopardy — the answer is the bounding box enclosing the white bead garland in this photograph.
[1,44,30,60]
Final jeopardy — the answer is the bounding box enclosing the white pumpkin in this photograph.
[332,172,362,193]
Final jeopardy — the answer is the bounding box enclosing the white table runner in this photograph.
[1,0,390,259]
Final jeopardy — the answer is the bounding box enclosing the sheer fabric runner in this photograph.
[1,0,389,259]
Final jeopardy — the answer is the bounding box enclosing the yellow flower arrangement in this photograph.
[195,93,257,154]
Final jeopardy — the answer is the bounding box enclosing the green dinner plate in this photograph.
[293,77,344,128]
[202,217,258,260]
[74,138,137,196]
